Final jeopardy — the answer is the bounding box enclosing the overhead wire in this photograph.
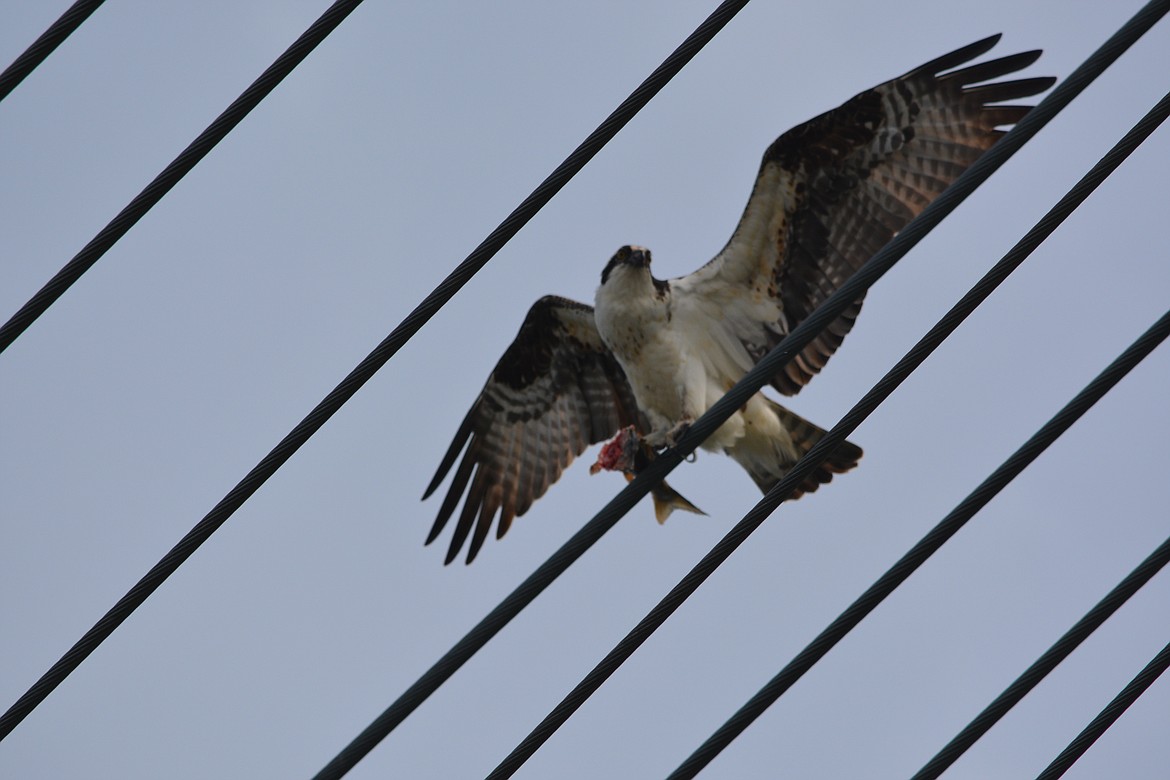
[0,0,754,743]
[1034,639,1170,780]
[670,308,1170,780]
[908,533,1170,780]
[489,84,1170,780]
[0,0,105,102]
[312,4,1170,778]
[4,0,1160,776]
[0,0,366,354]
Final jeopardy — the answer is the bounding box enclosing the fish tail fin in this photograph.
[622,471,706,524]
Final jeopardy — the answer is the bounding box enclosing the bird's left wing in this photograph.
[675,35,1054,395]
[423,295,640,564]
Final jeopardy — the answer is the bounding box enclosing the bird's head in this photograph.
[600,245,654,287]
[599,245,670,303]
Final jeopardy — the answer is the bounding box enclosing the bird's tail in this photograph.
[730,399,863,498]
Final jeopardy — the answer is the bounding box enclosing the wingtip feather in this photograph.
[946,50,1045,88]
[965,76,1057,103]
[422,403,478,500]
[913,34,1002,77]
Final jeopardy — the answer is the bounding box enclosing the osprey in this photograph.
[423,35,1052,564]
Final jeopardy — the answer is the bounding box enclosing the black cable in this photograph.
[1035,639,1170,780]
[302,5,766,775]
[0,0,364,354]
[673,307,1170,779]
[668,309,1170,780]
[0,0,105,102]
[490,83,1170,780]
[0,0,753,746]
[909,537,1170,780]
[315,6,1170,778]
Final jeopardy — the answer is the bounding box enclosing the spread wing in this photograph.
[422,295,641,564]
[674,34,1054,395]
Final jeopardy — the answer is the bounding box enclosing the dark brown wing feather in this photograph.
[680,35,1054,395]
[422,295,640,564]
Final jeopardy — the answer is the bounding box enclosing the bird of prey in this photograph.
[423,35,1053,564]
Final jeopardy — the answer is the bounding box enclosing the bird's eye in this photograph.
[617,246,630,261]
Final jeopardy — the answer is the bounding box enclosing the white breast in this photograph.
[595,272,686,428]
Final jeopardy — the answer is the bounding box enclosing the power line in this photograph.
[488,83,1170,780]
[0,0,753,745]
[0,0,105,102]
[909,535,1170,780]
[1034,639,1170,780]
[0,0,365,354]
[305,4,780,775]
[670,308,1170,780]
[312,5,1170,778]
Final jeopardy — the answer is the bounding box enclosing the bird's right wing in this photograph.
[676,35,1053,395]
[423,296,641,564]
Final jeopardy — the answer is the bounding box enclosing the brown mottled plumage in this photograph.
[423,296,655,564]
[424,35,1053,564]
[697,39,1053,395]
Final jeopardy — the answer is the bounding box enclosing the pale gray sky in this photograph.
[2,1,1168,778]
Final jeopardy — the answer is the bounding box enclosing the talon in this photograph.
[665,420,692,448]
[643,430,669,450]
[644,419,694,454]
